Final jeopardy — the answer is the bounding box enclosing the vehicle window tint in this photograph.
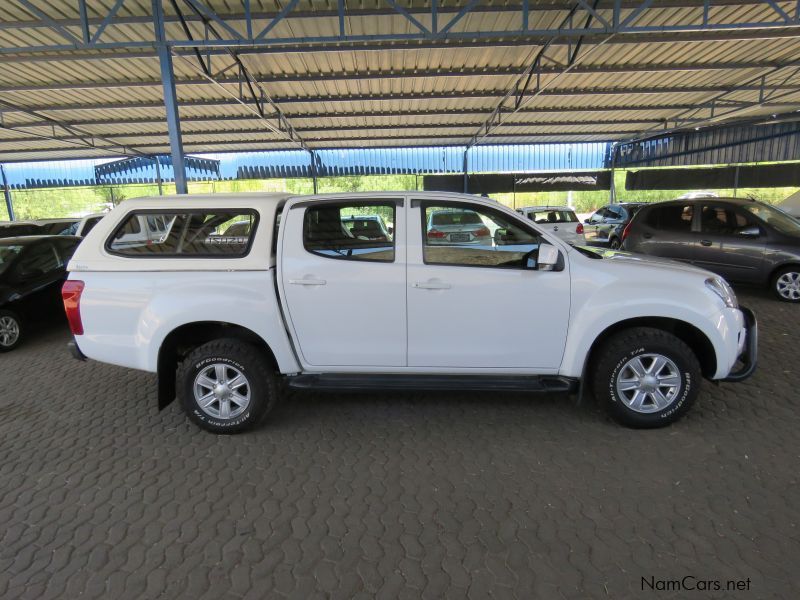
[700,205,752,235]
[743,203,800,238]
[15,243,60,277]
[54,238,80,262]
[647,205,694,232]
[108,211,258,257]
[423,203,541,269]
[530,210,577,224]
[589,210,604,223]
[81,217,101,236]
[304,203,394,262]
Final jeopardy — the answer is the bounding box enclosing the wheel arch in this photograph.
[157,321,279,410]
[583,316,717,383]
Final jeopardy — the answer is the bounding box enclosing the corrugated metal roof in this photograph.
[1,1,799,162]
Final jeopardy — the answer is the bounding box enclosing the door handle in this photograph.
[289,278,327,286]
[413,281,451,290]
[700,240,713,247]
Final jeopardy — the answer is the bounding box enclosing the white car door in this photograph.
[407,199,571,371]
[279,198,407,368]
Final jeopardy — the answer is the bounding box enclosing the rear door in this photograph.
[631,203,696,261]
[693,202,766,283]
[407,199,570,370]
[279,198,407,368]
[583,207,606,244]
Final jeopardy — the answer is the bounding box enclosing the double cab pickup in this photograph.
[64,192,756,433]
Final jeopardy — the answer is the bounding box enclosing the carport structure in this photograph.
[0,1,799,194]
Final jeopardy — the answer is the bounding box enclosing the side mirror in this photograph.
[738,225,760,237]
[536,244,560,271]
[387,226,394,235]
[584,218,591,224]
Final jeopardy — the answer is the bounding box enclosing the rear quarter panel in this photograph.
[74,270,300,374]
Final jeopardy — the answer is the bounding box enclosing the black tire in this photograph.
[177,338,279,434]
[592,327,701,429]
[608,237,621,250]
[770,265,800,303]
[0,309,23,352]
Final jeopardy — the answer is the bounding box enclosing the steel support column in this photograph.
[310,152,319,193]
[154,156,164,195]
[0,165,14,221]
[153,0,187,194]
[462,149,469,193]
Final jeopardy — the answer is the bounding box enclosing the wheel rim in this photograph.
[610,239,620,249]
[0,316,19,347]
[615,353,682,414]
[193,363,251,420]
[776,271,800,300]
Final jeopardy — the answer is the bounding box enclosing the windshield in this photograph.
[744,203,800,237]
[529,209,577,224]
[431,211,482,226]
[0,244,24,275]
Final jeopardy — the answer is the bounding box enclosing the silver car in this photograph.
[426,209,492,245]
[517,205,586,245]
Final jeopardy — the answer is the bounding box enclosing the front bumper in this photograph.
[722,306,757,382]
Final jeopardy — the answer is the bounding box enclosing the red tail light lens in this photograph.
[621,220,633,242]
[62,280,85,335]
[474,226,490,237]
[575,223,584,235]
[427,229,446,239]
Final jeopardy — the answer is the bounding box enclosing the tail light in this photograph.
[62,280,85,335]
[427,229,446,239]
[621,220,633,243]
[474,226,490,237]
[575,223,584,235]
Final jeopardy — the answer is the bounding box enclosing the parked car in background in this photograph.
[0,235,81,351]
[583,203,646,249]
[341,215,392,241]
[33,218,81,236]
[0,221,42,238]
[426,208,492,245]
[74,213,106,237]
[65,192,755,433]
[517,206,585,245]
[623,197,800,302]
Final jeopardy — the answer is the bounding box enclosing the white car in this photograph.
[517,206,585,245]
[64,192,756,433]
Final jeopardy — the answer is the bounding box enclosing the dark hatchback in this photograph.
[623,197,800,302]
[0,236,81,351]
[583,202,646,249]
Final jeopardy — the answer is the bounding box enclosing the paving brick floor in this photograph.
[0,288,798,599]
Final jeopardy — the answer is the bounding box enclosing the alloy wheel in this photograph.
[193,363,251,420]
[615,353,682,414]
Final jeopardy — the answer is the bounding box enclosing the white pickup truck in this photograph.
[63,192,756,433]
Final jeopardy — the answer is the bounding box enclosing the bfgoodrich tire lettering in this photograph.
[592,327,701,428]
[177,338,278,434]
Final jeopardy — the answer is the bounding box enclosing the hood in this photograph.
[574,247,717,279]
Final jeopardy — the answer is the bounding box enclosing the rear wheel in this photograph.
[0,310,22,352]
[771,266,800,303]
[177,338,279,433]
[592,327,701,428]
[608,237,621,250]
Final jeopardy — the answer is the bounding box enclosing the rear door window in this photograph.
[646,205,694,232]
[107,211,258,257]
[303,202,395,262]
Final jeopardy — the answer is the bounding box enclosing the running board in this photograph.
[287,374,578,393]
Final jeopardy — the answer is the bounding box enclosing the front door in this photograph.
[407,199,571,370]
[693,203,766,283]
[279,198,406,368]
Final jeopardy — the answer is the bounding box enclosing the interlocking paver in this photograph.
[0,287,798,598]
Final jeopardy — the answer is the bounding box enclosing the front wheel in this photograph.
[0,309,23,352]
[177,339,279,433]
[592,327,701,428]
[771,266,800,303]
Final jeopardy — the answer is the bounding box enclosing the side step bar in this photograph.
[287,373,578,393]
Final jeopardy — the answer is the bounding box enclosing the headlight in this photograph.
[705,277,738,309]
